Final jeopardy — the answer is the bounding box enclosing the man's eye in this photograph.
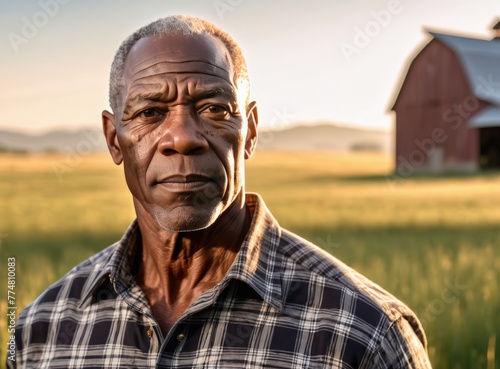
[134,108,166,123]
[207,105,227,114]
[139,109,160,118]
[202,105,230,119]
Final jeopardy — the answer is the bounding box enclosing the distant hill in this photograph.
[0,123,392,154]
[0,128,108,153]
[257,123,392,153]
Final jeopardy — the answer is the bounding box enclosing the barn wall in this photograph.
[393,39,484,173]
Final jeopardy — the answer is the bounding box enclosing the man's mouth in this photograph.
[155,174,214,191]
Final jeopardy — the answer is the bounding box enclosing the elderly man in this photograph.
[11,15,431,368]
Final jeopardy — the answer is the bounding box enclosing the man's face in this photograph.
[103,33,257,232]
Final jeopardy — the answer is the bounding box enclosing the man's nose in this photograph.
[157,110,209,155]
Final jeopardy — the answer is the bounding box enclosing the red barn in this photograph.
[391,21,500,175]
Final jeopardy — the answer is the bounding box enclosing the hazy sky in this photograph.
[1,0,499,133]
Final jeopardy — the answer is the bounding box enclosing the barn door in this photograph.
[479,127,500,169]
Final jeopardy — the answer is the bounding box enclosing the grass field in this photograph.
[0,151,499,368]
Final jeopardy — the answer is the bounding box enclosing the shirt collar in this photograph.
[80,193,284,312]
[225,193,284,311]
[79,220,141,308]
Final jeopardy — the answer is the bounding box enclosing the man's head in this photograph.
[108,15,250,115]
[102,15,258,233]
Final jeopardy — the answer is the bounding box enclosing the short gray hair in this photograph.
[108,15,250,113]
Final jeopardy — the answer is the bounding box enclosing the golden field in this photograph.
[0,151,498,368]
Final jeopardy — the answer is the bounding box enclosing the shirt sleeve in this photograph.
[373,317,433,369]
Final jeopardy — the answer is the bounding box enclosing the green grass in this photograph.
[0,151,498,368]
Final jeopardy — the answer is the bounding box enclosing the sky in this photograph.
[1,0,499,134]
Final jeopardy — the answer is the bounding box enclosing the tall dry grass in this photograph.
[0,151,498,368]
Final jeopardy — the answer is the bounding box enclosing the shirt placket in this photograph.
[155,283,227,368]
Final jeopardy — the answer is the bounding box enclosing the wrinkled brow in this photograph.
[127,86,237,104]
[192,87,237,101]
[128,91,165,103]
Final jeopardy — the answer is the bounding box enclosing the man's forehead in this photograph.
[125,75,238,105]
[123,33,234,83]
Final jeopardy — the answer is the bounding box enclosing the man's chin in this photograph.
[151,206,221,233]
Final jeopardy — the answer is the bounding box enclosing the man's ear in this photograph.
[102,110,123,165]
[245,101,258,159]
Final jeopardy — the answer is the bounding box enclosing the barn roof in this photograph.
[429,31,500,106]
[469,106,500,128]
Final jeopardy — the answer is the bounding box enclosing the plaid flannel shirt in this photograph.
[10,193,432,368]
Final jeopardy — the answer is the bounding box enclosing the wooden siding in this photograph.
[393,39,485,172]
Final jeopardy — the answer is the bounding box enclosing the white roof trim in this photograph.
[468,106,500,128]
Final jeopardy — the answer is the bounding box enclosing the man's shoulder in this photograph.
[271,229,430,365]
[280,230,427,347]
[19,243,117,318]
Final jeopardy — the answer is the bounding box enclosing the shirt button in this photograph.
[177,333,186,342]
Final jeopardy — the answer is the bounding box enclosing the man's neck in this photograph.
[135,193,252,335]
